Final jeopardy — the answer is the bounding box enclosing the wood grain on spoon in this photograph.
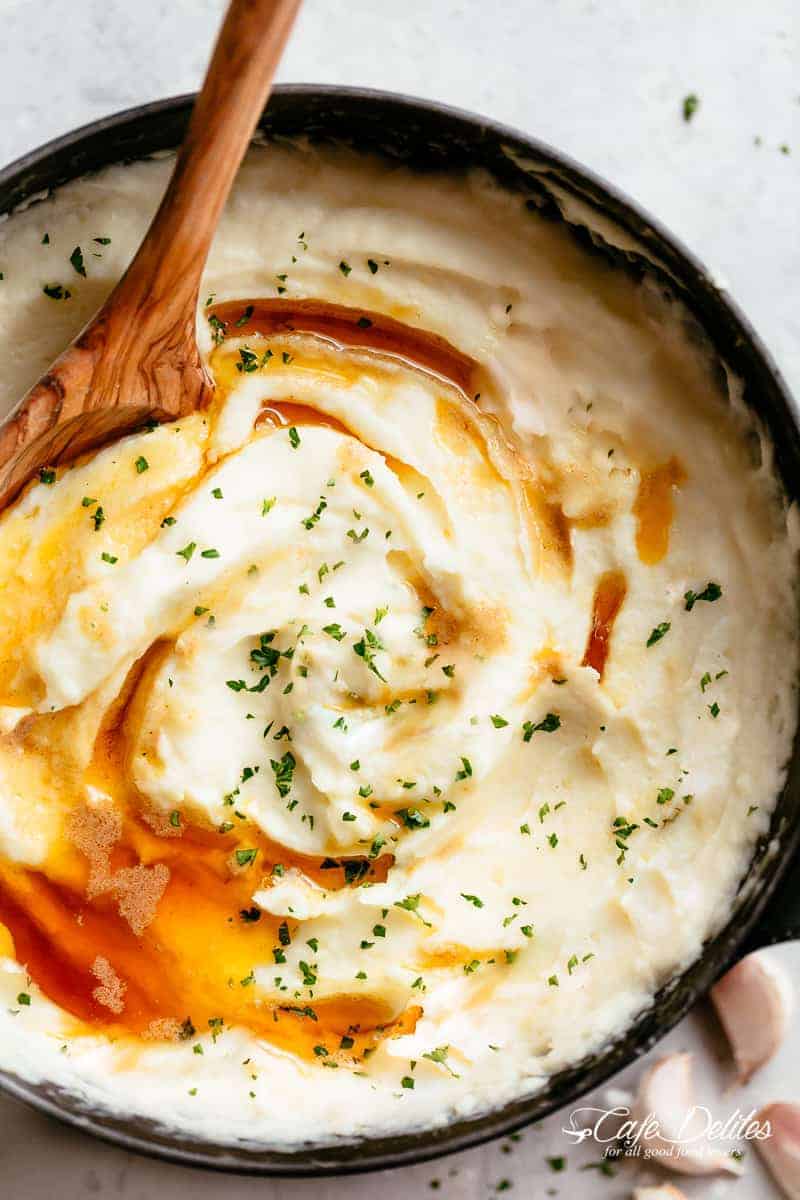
[0,0,300,512]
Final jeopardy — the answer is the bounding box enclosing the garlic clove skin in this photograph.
[755,1102,800,1199]
[632,1052,743,1176]
[633,1186,689,1200]
[711,950,794,1083]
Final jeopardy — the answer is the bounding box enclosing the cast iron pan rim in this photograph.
[0,84,798,1176]
[1,83,795,426]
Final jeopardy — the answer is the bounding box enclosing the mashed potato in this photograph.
[0,142,795,1146]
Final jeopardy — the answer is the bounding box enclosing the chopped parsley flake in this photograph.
[522,713,561,741]
[302,495,328,530]
[422,1045,458,1077]
[300,961,317,987]
[646,621,670,647]
[270,751,296,798]
[684,581,722,611]
[394,894,431,926]
[581,1159,616,1178]
[353,627,386,680]
[207,313,226,344]
[683,93,700,122]
[236,347,259,374]
[398,807,430,830]
[66,246,86,278]
[455,756,473,780]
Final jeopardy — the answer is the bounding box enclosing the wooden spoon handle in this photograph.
[119,0,301,314]
[0,0,299,509]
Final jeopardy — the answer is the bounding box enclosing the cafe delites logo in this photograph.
[562,1102,772,1167]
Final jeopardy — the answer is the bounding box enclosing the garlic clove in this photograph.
[755,1102,800,1199]
[711,950,793,1083]
[633,1052,743,1176]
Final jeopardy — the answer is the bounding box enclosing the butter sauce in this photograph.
[582,570,628,678]
[208,298,478,395]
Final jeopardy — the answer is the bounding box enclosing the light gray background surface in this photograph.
[0,2,798,1197]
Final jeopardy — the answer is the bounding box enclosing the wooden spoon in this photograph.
[0,0,300,511]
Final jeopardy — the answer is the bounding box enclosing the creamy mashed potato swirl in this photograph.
[0,143,796,1146]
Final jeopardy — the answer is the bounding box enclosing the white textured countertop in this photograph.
[1,2,799,1197]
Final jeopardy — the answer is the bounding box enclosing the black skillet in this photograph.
[0,86,798,1175]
